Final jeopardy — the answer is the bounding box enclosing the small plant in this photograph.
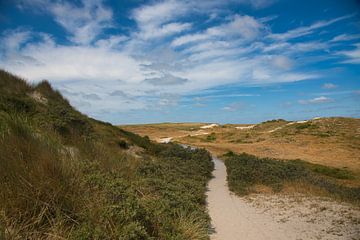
[117,139,129,149]
[206,132,216,142]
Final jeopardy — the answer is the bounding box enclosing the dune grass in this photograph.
[0,70,214,239]
[224,152,360,204]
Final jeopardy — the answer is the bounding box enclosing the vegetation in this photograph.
[0,70,214,239]
[224,152,360,204]
[205,132,216,142]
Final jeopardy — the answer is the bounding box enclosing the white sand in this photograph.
[200,124,219,129]
[235,125,255,130]
[158,137,173,143]
[268,126,283,133]
[190,131,209,136]
[207,157,360,240]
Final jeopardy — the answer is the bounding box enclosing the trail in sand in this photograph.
[207,157,295,240]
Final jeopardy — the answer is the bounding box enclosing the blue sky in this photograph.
[0,0,359,124]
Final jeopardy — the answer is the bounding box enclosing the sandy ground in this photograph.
[207,157,360,240]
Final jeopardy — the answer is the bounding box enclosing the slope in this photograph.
[0,70,214,239]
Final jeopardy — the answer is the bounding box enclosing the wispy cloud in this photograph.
[171,14,264,47]
[222,102,246,111]
[298,96,333,105]
[19,0,113,44]
[338,43,360,64]
[143,73,188,85]
[322,83,337,89]
[131,0,190,40]
[330,34,360,42]
[268,14,354,41]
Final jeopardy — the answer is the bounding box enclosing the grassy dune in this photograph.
[0,70,214,239]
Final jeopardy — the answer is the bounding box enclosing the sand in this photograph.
[207,157,360,240]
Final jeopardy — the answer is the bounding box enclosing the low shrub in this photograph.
[117,139,129,149]
[224,152,360,204]
[205,133,216,142]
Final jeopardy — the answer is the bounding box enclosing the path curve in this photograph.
[207,157,297,240]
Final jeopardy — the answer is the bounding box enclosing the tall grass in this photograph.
[0,114,83,238]
[0,70,215,239]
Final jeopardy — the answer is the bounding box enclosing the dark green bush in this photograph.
[117,139,129,149]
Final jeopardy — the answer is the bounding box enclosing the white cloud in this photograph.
[1,43,144,83]
[271,55,293,70]
[95,35,129,49]
[263,41,328,53]
[172,33,210,47]
[131,0,190,40]
[269,14,354,41]
[1,29,31,52]
[330,34,360,42]
[322,83,337,89]
[338,43,360,64]
[298,96,333,105]
[132,0,186,26]
[138,22,192,40]
[144,73,188,85]
[171,14,264,47]
[18,0,113,45]
[252,69,270,80]
[222,102,245,111]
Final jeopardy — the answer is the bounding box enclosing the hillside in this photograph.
[0,70,214,239]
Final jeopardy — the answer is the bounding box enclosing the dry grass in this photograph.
[120,122,204,141]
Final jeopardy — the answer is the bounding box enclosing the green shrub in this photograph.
[205,133,216,142]
[117,139,129,149]
[224,152,360,204]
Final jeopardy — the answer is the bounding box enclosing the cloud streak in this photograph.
[298,96,333,105]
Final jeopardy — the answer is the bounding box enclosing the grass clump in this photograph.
[205,132,216,142]
[224,152,360,204]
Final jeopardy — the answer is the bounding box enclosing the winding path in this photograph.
[207,157,296,240]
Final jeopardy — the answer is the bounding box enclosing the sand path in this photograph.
[207,157,297,240]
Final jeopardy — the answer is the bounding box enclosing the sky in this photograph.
[0,0,360,124]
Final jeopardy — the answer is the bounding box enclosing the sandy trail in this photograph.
[207,157,360,240]
[207,157,293,240]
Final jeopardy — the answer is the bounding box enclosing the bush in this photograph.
[117,139,129,149]
[224,152,360,204]
[205,133,216,142]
